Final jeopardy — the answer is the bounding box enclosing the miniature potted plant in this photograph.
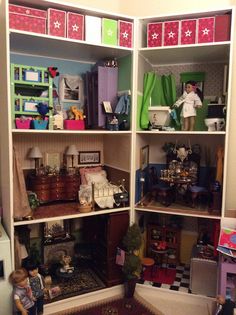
[122,223,142,298]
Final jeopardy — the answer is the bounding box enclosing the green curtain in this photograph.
[180,72,205,83]
[140,72,157,129]
[140,73,177,129]
[151,74,176,106]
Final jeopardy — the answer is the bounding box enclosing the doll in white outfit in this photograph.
[173,80,203,131]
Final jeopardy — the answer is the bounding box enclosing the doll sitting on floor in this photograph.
[173,80,203,131]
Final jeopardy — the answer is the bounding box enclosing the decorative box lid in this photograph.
[9,4,47,19]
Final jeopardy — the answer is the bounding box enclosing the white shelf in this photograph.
[139,42,230,65]
[10,30,133,62]
[135,206,221,220]
[12,129,132,135]
[13,207,131,226]
[136,130,226,135]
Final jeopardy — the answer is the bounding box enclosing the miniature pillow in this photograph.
[79,166,102,185]
[85,170,108,185]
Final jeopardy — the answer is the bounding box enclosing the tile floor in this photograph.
[139,263,191,294]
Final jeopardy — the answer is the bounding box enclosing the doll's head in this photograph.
[9,268,28,287]
[25,261,39,278]
[185,80,197,94]
[185,80,203,101]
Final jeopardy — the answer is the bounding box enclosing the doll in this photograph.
[9,268,36,315]
[215,295,235,315]
[25,262,45,315]
[173,80,203,131]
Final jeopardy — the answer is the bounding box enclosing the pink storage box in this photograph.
[214,15,231,42]
[64,120,85,130]
[15,118,31,129]
[197,17,215,43]
[67,12,84,40]
[181,19,197,45]
[9,4,47,34]
[147,22,163,47]
[164,21,179,46]
[118,20,133,48]
[48,8,66,37]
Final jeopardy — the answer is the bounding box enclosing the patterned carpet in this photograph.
[45,267,106,303]
[50,294,164,315]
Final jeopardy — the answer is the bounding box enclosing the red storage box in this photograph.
[164,21,179,46]
[48,8,66,37]
[118,20,133,48]
[67,12,84,40]
[64,120,85,130]
[9,4,47,34]
[214,15,231,42]
[15,118,31,129]
[147,22,163,47]
[180,19,197,45]
[197,17,215,43]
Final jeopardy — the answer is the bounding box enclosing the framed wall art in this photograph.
[140,145,149,170]
[78,151,101,165]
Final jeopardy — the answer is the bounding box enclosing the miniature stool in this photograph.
[141,257,155,280]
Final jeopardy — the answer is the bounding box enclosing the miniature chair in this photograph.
[189,185,209,208]
[141,257,155,280]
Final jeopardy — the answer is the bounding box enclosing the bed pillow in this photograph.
[79,166,102,185]
[85,170,108,185]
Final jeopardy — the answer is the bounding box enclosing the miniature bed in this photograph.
[78,166,128,209]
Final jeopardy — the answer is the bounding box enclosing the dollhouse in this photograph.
[0,0,235,314]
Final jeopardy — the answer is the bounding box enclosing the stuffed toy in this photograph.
[48,67,59,78]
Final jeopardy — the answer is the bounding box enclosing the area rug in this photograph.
[51,293,164,315]
[45,268,106,303]
[143,267,176,285]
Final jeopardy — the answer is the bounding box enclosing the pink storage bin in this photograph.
[67,12,84,40]
[9,4,47,34]
[164,20,179,46]
[197,17,215,43]
[64,120,85,130]
[48,8,66,37]
[15,118,31,129]
[147,22,163,47]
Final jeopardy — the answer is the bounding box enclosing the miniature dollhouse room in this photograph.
[0,0,236,315]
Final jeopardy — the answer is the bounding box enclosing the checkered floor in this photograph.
[138,263,191,293]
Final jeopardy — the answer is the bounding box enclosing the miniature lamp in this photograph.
[65,145,78,168]
[28,146,43,172]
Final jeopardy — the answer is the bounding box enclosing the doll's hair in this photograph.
[185,80,203,102]
[25,260,39,272]
[9,268,28,285]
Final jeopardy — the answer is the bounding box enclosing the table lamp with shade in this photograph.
[28,146,43,174]
[65,145,78,170]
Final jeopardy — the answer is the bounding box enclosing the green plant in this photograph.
[122,223,142,280]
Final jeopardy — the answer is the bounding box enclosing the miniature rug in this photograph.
[143,267,176,285]
[51,293,164,315]
[45,268,106,303]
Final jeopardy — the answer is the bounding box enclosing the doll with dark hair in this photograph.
[25,262,45,315]
[173,80,203,131]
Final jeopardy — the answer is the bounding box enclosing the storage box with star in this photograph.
[9,4,47,34]
[197,17,215,43]
[164,21,179,46]
[147,22,163,47]
[118,20,133,48]
[85,16,102,44]
[102,18,118,46]
[48,8,66,38]
[214,14,231,42]
[180,19,197,45]
[67,12,84,40]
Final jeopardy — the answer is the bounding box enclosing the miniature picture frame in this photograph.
[78,151,101,165]
[140,145,149,170]
[24,70,40,82]
[103,101,113,113]
[44,152,61,168]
